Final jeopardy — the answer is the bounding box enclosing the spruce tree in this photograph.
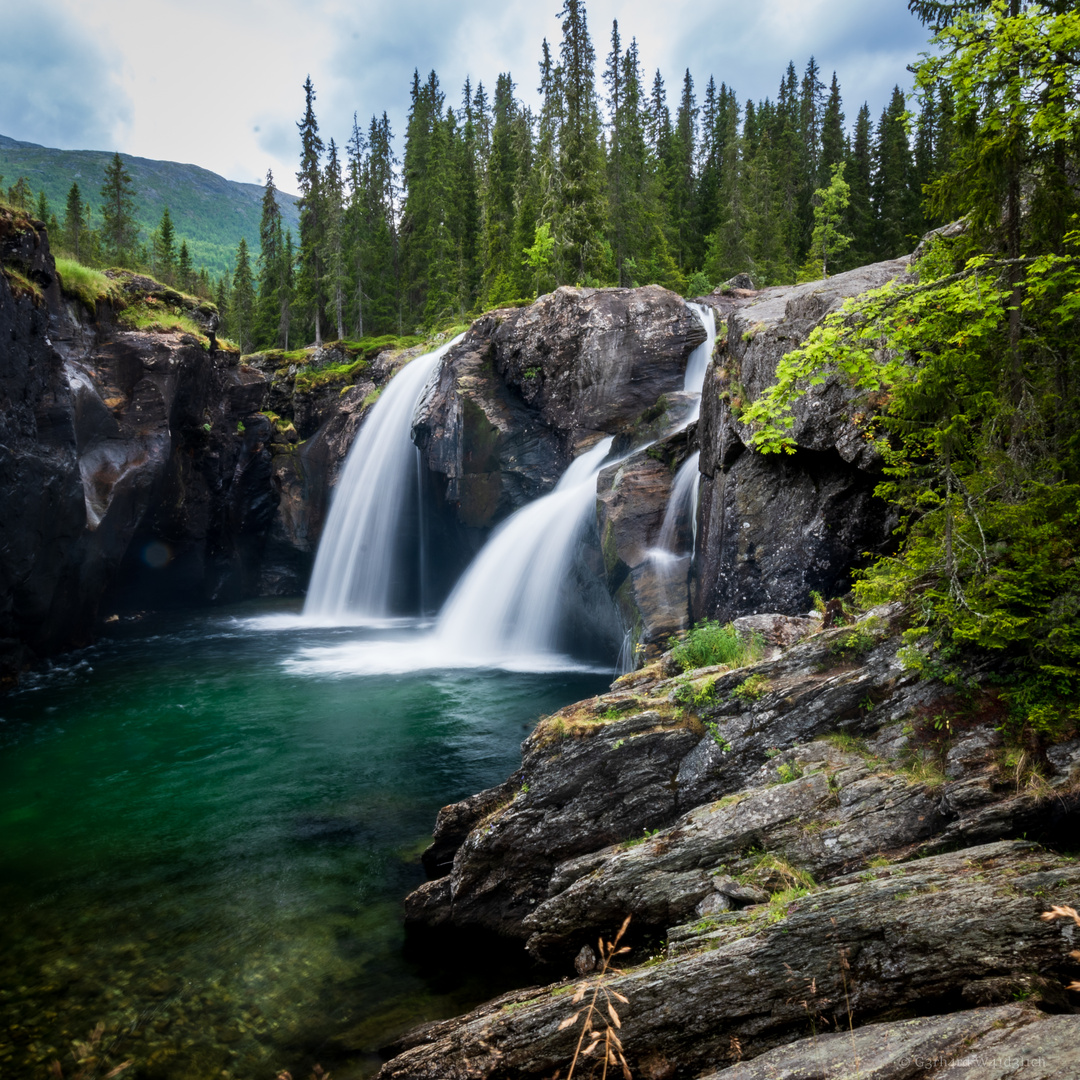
[846,103,875,267]
[324,138,347,340]
[482,73,521,303]
[230,238,256,354]
[873,86,917,258]
[819,73,846,185]
[100,152,138,266]
[63,182,85,261]
[177,241,193,293]
[7,177,32,210]
[255,169,286,348]
[295,76,326,345]
[156,207,176,284]
[553,0,609,284]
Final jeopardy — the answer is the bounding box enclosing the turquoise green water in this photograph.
[0,602,608,1079]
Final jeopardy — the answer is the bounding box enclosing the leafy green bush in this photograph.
[732,674,771,703]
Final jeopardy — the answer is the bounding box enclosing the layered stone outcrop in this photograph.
[387,608,1080,1077]
[385,842,1080,1079]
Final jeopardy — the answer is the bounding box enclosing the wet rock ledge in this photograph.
[382,607,1080,1079]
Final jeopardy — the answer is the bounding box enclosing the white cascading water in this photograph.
[680,301,717,424]
[303,336,461,621]
[656,450,701,555]
[434,437,615,664]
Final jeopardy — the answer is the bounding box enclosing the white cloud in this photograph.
[1,0,931,190]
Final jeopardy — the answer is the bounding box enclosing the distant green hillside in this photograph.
[0,134,300,280]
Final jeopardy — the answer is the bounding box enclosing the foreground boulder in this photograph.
[389,607,1080,1077]
[384,841,1080,1079]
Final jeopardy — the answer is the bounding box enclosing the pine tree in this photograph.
[483,72,521,303]
[255,169,286,348]
[156,207,176,284]
[873,85,917,258]
[819,73,846,185]
[36,190,50,223]
[7,177,32,210]
[230,238,256,354]
[100,152,138,265]
[324,138,347,340]
[177,241,193,293]
[63,182,86,261]
[295,76,326,345]
[846,103,875,267]
[553,0,609,284]
[281,231,296,348]
[215,275,230,340]
[667,69,698,269]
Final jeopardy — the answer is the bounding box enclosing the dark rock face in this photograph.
[0,216,284,673]
[694,446,890,621]
[695,260,911,622]
[415,287,706,534]
[413,319,564,534]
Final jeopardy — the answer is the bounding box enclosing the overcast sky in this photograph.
[2,0,931,194]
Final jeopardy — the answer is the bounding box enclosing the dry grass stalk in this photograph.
[1040,905,1080,991]
[556,915,633,1080]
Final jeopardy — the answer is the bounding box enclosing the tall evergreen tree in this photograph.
[846,103,875,267]
[819,73,846,185]
[230,238,256,354]
[63,182,86,261]
[554,0,609,283]
[156,207,176,284]
[295,76,326,345]
[324,138,347,339]
[100,152,138,265]
[483,73,521,303]
[873,85,917,258]
[177,241,193,293]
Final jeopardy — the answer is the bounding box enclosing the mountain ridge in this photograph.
[0,133,300,279]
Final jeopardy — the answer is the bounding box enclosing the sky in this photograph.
[1,0,932,194]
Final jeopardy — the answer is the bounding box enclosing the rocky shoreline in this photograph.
[381,608,1080,1078]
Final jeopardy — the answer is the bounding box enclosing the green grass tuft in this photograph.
[670,620,765,673]
[54,257,125,310]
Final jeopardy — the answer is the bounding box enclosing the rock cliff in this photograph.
[692,261,910,624]
[0,208,282,676]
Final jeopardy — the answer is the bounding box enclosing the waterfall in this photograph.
[303,337,459,621]
[681,302,717,424]
[656,450,701,556]
[434,437,615,664]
